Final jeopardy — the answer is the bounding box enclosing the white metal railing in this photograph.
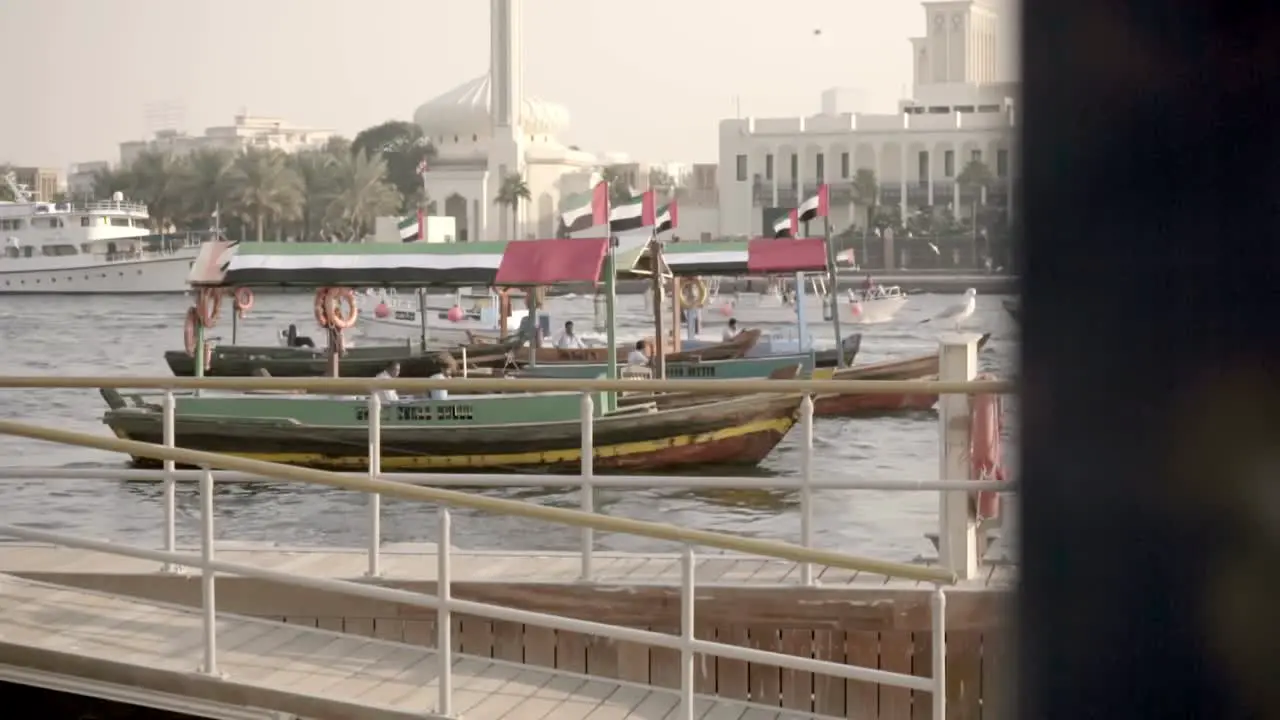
[0,369,1016,719]
[0,412,952,720]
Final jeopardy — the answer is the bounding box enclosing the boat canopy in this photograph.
[662,237,830,276]
[188,235,670,288]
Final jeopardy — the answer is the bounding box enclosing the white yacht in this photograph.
[0,172,202,294]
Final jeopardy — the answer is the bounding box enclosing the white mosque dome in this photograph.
[413,75,569,139]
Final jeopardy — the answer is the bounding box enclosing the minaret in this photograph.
[487,0,525,241]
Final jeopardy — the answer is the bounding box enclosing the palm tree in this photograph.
[227,148,304,242]
[850,168,879,267]
[325,151,402,242]
[600,165,633,205]
[88,165,135,201]
[290,150,343,242]
[127,150,188,231]
[957,159,995,264]
[178,148,234,229]
[0,163,14,201]
[495,173,532,239]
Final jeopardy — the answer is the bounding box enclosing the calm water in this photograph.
[0,291,1016,561]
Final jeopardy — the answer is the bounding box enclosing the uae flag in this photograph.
[772,209,798,238]
[796,183,831,225]
[655,200,678,234]
[559,190,596,235]
[609,190,657,233]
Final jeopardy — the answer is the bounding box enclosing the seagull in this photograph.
[921,288,977,329]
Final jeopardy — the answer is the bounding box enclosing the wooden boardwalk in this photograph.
[0,543,1015,589]
[0,572,821,720]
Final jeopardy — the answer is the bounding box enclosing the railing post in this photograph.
[799,394,816,585]
[161,390,177,573]
[578,392,595,582]
[366,392,382,578]
[437,505,453,717]
[198,466,219,676]
[931,586,947,720]
[937,334,981,580]
[679,544,696,720]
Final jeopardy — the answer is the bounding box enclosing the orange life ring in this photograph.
[232,287,254,314]
[183,306,199,356]
[196,287,221,327]
[313,288,330,328]
[969,373,1005,520]
[324,287,359,329]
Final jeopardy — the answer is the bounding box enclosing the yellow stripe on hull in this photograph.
[143,417,795,470]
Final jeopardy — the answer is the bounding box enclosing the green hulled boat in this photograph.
[102,389,802,473]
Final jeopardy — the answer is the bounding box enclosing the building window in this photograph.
[815,153,825,181]
[789,154,798,182]
[840,152,850,179]
[765,154,774,181]
[944,150,955,178]
[918,151,929,184]
[735,154,748,182]
[971,149,982,162]
[997,149,1009,177]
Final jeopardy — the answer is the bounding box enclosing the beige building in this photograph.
[119,113,338,166]
[6,167,61,202]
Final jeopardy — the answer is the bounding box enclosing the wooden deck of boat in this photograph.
[0,572,821,720]
[0,543,1015,589]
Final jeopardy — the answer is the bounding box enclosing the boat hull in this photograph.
[104,393,800,472]
[517,353,814,381]
[813,333,991,417]
[164,338,524,377]
[0,252,199,294]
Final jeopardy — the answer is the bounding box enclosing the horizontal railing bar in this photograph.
[0,419,957,584]
[0,523,932,692]
[0,467,1017,493]
[0,375,1013,395]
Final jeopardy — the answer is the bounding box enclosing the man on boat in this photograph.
[722,318,743,342]
[279,324,316,349]
[375,362,400,405]
[627,340,649,366]
[555,321,585,349]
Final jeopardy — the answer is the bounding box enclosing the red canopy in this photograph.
[747,237,829,273]
[493,238,609,286]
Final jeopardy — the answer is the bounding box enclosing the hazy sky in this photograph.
[0,0,1018,169]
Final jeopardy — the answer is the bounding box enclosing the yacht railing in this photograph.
[0,369,1015,719]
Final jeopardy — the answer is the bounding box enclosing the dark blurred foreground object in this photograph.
[1020,0,1280,718]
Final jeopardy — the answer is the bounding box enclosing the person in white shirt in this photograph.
[722,318,742,342]
[626,340,649,366]
[428,371,448,400]
[555,321,586,349]
[374,361,400,405]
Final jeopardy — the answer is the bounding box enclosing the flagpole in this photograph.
[825,214,846,367]
[604,192,618,410]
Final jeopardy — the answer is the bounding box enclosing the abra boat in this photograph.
[845,285,910,324]
[163,333,527,378]
[516,353,814,381]
[101,390,803,472]
[812,333,992,417]
[485,328,763,365]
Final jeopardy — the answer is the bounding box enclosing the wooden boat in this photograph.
[164,334,526,378]
[617,363,805,410]
[812,333,992,418]
[516,352,814,381]
[101,389,803,473]
[481,329,763,364]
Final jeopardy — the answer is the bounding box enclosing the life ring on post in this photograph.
[232,287,254,316]
[313,288,331,328]
[183,306,199,357]
[324,287,359,329]
[196,287,221,327]
[680,277,709,308]
[969,373,1005,521]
